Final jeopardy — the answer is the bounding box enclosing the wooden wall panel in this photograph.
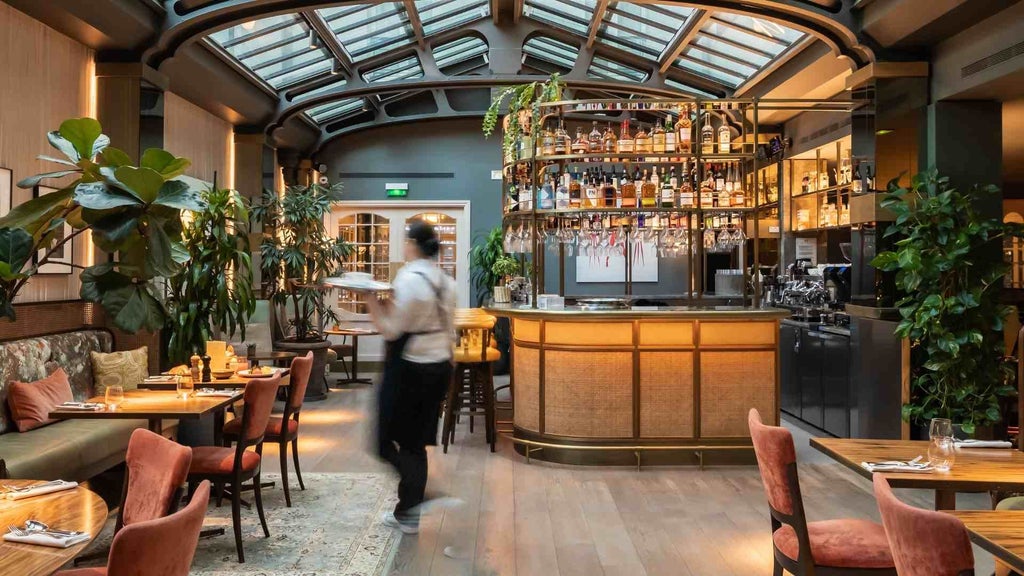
[544,350,633,438]
[513,345,540,432]
[700,350,777,437]
[0,4,94,304]
[639,351,695,438]
[163,92,232,186]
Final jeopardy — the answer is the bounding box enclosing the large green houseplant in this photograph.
[0,118,204,331]
[872,169,1020,435]
[165,184,256,365]
[469,227,505,306]
[482,73,566,160]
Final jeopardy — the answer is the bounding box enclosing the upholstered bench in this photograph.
[0,330,147,481]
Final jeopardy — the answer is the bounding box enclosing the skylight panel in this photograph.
[599,3,693,59]
[674,55,744,87]
[433,37,489,70]
[523,36,578,70]
[363,55,424,83]
[588,55,647,83]
[320,3,414,62]
[419,0,490,36]
[308,98,365,123]
[664,77,717,99]
[523,0,594,35]
[692,35,771,68]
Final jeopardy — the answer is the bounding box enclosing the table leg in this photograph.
[214,409,225,447]
[935,489,957,510]
[337,335,373,385]
[149,419,162,434]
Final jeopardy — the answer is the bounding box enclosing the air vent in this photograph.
[962,39,1024,78]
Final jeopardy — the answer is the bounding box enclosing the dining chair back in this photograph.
[283,351,314,420]
[873,475,975,576]
[105,480,211,576]
[119,428,192,531]
[748,409,811,555]
[240,374,280,445]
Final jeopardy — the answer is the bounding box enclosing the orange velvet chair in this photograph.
[75,428,192,566]
[873,475,975,576]
[188,375,279,563]
[57,480,211,576]
[224,351,312,507]
[748,409,897,576]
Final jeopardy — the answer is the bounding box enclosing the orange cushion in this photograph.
[223,416,298,439]
[7,368,73,432]
[188,446,261,476]
[773,519,895,569]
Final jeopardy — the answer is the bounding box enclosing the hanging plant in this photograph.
[871,169,1022,434]
[482,73,566,159]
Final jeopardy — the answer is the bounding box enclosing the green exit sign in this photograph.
[386,182,408,198]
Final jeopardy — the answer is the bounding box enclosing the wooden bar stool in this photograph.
[442,311,500,453]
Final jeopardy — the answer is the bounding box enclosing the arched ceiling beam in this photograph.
[150,0,874,71]
[586,0,611,49]
[659,9,710,74]
[403,0,426,50]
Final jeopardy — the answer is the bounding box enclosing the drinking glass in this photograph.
[928,436,956,472]
[929,418,954,440]
[105,385,125,411]
[176,374,194,399]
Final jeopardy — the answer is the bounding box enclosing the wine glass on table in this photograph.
[105,385,124,411]
[928,417,956,471]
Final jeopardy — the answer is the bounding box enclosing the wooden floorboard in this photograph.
[254,376,997,576]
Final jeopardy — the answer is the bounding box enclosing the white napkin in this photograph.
[56,402,105,411]
[3,531,90,548]
[954,439,1013,449]
[860,461,935,473]
[196,389,239,397]
[143,375,177,384]
[4,481,78,500]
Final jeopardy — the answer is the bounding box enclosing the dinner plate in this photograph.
[237,369,277,379]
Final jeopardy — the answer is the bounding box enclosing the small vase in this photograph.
[493,285,511,304]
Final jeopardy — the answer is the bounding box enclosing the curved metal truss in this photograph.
[146,0,873,151]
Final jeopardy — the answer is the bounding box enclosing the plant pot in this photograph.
[274,339,333,401]
[493,285,511,304]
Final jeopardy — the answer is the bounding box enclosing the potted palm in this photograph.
[491,256,520,304]
[0,118,205,331]
[252,181,350,400]
[872,169,1020,437]
[165,183,256,365]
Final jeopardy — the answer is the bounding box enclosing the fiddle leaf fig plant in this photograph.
[871,169,1021,434]
[0,118,205,331]
[482,73,566,159]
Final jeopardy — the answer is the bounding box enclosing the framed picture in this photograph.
[0,167,10,217]
[33,185,73,275]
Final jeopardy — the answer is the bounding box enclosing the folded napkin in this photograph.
[4,480,78,500]
[196,389,239,397]
[3,531,90,548]
[861,461,935,473]
[143,375,177,384]
[954,439,1013,449]
[56,402,105,412]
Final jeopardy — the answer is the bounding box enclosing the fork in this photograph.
[1,480,64,493]
[8,525,82,538]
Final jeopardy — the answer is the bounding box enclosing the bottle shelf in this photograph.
[790,183,854,199]
[502,206,757,217]
[504,151,756,169]
[791,224,853,234]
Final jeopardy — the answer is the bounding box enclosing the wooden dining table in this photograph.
[947,510,1024,573]
[811,437,1024,510]
[137,369,291,391]
[0,480,107,576]
[49,389,242,444]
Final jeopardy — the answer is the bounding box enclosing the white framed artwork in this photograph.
[576,242,659,283]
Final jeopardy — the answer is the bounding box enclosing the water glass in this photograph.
[176,375,194,399]
[929,418,954,440]
[928,436,956,471]
[105,385,124,411]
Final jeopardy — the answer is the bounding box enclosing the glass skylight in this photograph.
[209,14,333,89]
[418,0,491,36]
[664,77,718,99]
[433,36,488,71]
[676,14,805,87]
[598,4,695,60]
[363,55,424,83]
[308,98,365,124]
[523,0,595,36]
[588,55,647,83]
[523,36,578,71]
[319,3,413,62]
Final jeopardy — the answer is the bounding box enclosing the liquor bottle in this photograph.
[554,121,570,155]
[618,120,635,155]
[642,169,657,208]
[571,127,588,155]
[724,163,734,194]
[602,171,617,208]
[700,165,715,208]
[652,119,666,154]
[701,115,714,154]
[678,105,692,154]
[588,121,603,154]
[680,162,695,208]
[520,131,533,160]
[662,166,677,208]
[731,174,745,207]
[584,170,599,208]
[620,168,637,208]
[569,168,582,208]
[718,122,731,154]
[664,117,677,155]
[540,173,555,210]
[635,124,652,154]
[541,125,556,156]
[716,165,730,207]
[519,182,532,211]
[852,163,863,194]
[555,170,570,210]
[602,123,618,157]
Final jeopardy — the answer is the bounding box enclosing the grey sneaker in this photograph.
[381,512,419,535]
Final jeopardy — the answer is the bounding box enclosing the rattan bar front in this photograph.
[486,305,788,466]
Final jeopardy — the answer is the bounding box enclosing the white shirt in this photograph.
[373,258,456,363]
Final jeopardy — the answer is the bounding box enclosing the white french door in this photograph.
[326,200,471,361]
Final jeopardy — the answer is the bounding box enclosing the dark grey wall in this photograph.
[316,118,502,303]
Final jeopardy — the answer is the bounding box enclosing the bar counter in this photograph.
[485,304,788,466]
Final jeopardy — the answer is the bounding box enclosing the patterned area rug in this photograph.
[81,472,401,576]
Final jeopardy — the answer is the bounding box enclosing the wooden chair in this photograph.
[442,311,500,453]
[748,409,897,576]
[75,429,192,566]
[188,375,279,563]
[874,475,975,576]
[224,351,313,507]
[57,481,211,576]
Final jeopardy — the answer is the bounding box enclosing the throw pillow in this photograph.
[8,368,74,432]
[91,346,148,396]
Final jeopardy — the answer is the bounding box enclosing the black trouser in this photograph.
[381,440,428,521]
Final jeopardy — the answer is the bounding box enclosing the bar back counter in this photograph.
[487,304,788,466]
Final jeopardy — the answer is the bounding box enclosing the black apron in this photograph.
[376,272,452,456]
